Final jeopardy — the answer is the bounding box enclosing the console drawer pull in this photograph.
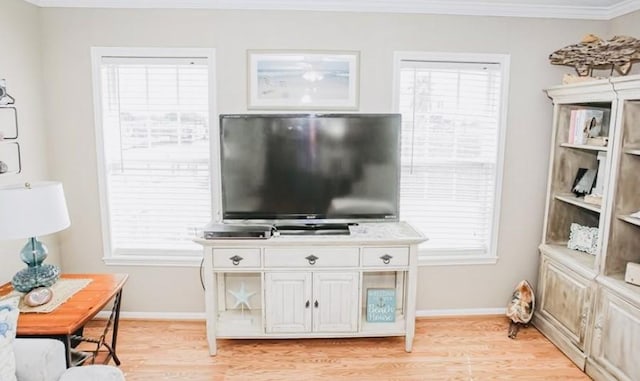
[380,254,393,264]
[305,255,319,265]
[229,255,244,265]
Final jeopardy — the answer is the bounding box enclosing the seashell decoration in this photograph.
[506,280,535,339]
[549,34,640,76]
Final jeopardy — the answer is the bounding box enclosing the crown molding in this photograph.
[607,0,640,19]
[20,0,640,20]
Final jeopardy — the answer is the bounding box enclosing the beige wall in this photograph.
[7,3,633,314]
[610,10,640,35]
[0,0,60,284]
[1,2,637,316]
[35,8,611,314]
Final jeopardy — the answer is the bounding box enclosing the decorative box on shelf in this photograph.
[625,262,640,287]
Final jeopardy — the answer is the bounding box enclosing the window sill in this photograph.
[418,255,498,266]
[103,254,203,267]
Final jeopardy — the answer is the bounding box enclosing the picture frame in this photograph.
[571,167,597,195]
[247,50,360,110]
[567,223,599,255]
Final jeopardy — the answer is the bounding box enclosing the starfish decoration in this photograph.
[228,282,256,310]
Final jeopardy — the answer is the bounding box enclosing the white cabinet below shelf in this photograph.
[587,288,640,381]
[265,272,312,333]
[264,271,360,334]
[312,272,359,333]
[538,257,593,352]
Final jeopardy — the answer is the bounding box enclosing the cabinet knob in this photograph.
[229,255,244,266]
[380,254,393,264]
[305,300,310,308]
[305,255,319,265]
[314,300,319,308]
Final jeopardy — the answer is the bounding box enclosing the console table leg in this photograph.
[110,289,123,365]
[62,335,73,368]
[405,333,414,352]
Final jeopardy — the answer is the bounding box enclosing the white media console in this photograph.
[195,222,426,355]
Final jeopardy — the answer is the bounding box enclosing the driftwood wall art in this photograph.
[549,34,640,77]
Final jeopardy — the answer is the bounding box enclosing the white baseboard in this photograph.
[95,311,206,320]
[95,308,505,321]
[416,307,506,317]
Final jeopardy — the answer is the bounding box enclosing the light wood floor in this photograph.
[83,316,589,380]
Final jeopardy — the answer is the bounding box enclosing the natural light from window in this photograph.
[93,49,214,261]
[395,53,509,263]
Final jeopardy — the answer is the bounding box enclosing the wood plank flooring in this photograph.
[83,316,589,380]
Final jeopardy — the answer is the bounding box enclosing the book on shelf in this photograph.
[592,151,607,195]
[568,109,577,144]
[568,108,608,145]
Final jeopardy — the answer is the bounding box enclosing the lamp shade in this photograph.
[0,181,70,240]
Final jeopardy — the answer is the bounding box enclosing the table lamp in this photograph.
[0,181,70,292]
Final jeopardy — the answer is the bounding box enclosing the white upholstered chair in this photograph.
[14,338,125,381]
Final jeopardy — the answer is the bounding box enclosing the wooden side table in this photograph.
[0,273,128,368]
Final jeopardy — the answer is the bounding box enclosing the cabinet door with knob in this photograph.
[587,288,640,381]
[538,256,593,351]
[265,272,312,333]
[312,272,359,333]
[265,271,359,334]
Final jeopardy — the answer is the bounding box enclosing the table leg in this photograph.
[62,335,73,368]
[109,288,123,365]
[68,288,124,366]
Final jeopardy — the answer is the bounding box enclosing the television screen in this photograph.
[219,113,400,224]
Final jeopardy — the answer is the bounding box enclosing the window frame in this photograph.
[392,51,510,266]
[91,47,217,267]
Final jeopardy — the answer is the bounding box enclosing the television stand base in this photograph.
[275,223,354,236]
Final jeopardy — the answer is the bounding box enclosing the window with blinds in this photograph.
[93,50,213,260]
[395,53,509,260]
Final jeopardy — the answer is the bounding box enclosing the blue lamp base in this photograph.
[11,237,61,293]
[12,264,60,293]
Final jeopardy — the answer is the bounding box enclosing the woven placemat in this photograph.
[1,278,92,313]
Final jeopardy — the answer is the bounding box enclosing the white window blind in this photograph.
[97,55,211,257]
[397,57,507,258]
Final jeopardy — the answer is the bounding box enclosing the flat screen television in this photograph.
[219,113,401,229]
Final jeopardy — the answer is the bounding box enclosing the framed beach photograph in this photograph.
[247,50,360,110]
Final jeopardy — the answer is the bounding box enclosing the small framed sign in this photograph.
[366,288,396,322]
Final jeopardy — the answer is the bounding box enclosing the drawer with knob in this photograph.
[212,248,261,268]
[264,247,359,268]
[361,247,409,267]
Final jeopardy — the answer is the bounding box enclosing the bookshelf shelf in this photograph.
[560,143,609,152]
[539,243,597,275]
[618,215,640,228]
[623,147,640,156]
[554,193,601,213]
